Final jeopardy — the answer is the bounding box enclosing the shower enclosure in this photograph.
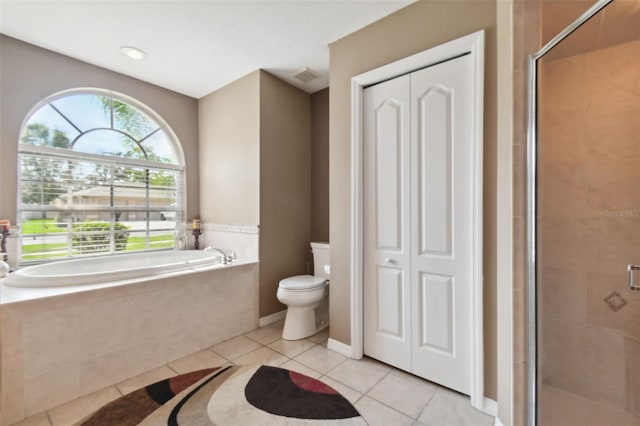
[528,0,640,424]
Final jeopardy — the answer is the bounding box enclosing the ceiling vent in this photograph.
[293,67,319,83]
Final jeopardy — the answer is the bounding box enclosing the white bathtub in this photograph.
[3,250,222,288]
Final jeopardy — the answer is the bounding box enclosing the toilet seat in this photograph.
[279,275,327,291]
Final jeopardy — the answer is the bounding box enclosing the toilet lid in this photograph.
[279,275,327,291]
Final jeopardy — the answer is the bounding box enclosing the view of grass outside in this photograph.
[21,219,174,260]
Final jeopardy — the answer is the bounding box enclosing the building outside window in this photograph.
[17,89,184,263]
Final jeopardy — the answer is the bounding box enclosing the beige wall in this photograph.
[198,71,260,225]
[329,0,498,399]
[0,35,199,223]
[311,88,330,243]
[259,71,311,316]
[199,70,312,317]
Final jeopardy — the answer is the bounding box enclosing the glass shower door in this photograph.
[535,0,640,424]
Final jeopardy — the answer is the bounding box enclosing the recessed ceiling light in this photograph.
[120,46,147,60]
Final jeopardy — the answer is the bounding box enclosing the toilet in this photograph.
[277,242,330,340]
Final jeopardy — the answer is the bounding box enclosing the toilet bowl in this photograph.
[277,242,330,340]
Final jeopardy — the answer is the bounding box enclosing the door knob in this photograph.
[385,257,395,264]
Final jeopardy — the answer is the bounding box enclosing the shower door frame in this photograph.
[526,1,614,425]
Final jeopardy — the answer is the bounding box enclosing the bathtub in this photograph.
[3,250,222,288]
[0,252,259,424]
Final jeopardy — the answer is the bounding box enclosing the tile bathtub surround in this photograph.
[0,262,259,425]
[201,223,259,262]
[17,321,494,426]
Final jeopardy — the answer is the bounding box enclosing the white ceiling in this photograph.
[0,0,412,98]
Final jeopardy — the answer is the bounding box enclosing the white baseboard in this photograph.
[327,338,353,358]
[258,309,286,327]
[483,397,498,417]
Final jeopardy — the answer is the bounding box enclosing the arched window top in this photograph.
[20,90,181,165]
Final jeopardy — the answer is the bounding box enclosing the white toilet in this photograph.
[277,242,330,340]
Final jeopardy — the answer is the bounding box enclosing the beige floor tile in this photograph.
[367,372,437,418]
[307,327,330,344]
[293,344,346,374]
[418,388,493,426]
[279,360,323,379]
[116,365,176,395]
[233,346,288,367]
[355,396,413,426]
[48,387,121,426]
[267,338,316,358]
[168,349,228,374]
[211,335,262,360]
[320,376,363,404]
[244,324,284,345]
[12,413,51,426]
[327,357,391,393]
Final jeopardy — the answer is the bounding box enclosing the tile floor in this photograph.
[15,321,494,426]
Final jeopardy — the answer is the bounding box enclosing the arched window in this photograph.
[18,89,184,263]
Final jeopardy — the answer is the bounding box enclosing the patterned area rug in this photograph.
[79,365,366,425]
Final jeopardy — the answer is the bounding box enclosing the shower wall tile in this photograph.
[542,54,589,114]
[541,267,587,323]
[586,272,640,334]
[539,162,588,217]
[585,216,640,275]
[583,325,626,409]
[587,160,640,220]
[586,98,640,162]
[586,41,640,107]
[538,217,589,271]
[539,108,590,165]
[539,316,586,394]
[624,336,640,417]
[538,38,640,422]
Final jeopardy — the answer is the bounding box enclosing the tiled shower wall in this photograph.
[538,40,640,416]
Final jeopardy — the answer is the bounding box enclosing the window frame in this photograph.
[17,88,186,265]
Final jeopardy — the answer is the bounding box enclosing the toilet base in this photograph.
[282,292,329,341]
[282,308,328,340]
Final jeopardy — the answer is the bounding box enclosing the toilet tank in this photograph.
[311,242,330,279]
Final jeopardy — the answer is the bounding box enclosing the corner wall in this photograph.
[259,71,311,317]
[198,70,312,318]
[329,0,498,399]
[311,88,330,243]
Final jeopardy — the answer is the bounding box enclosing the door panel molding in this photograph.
[350,30,484,409]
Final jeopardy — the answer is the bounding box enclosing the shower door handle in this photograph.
[628,264,640,291]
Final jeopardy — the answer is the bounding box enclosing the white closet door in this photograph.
[363,74,412,371]
[410,54,474,394]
